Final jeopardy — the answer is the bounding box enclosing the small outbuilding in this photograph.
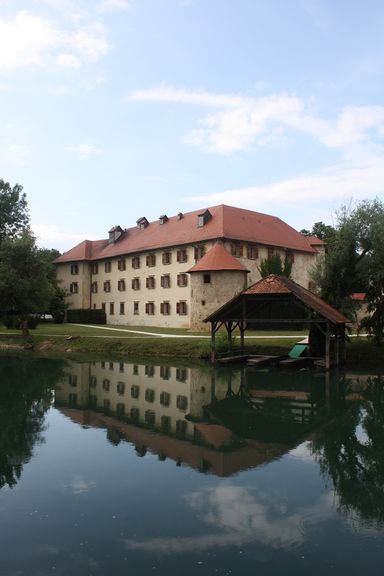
[204,274,350,368]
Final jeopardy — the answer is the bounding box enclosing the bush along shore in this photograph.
[0,324,383,370]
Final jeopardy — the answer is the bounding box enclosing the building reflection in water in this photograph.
[55,360,348,477]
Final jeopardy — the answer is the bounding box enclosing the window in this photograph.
[160,391,171,406]
[117,381,125,395]
[145,301,155,315]
[160,366,170,380]
[118,258,126,271]
[145,388,155,402]
[119,362,124,372]
[286,251,295,264]
[132,277,140,290]
[104,280,111,292]
[109,302,114,315]
[145,365,155,377]
[160,301,171,315]
[103,378,110,391]
[130,407,140,421]
[133,365,139,375]
[119,302,125,315]
[146,276,155,289]
[68,374,77,387]
[177,273,188,287]
[145,410,155,426]
[231,243,243,257]
[70,282,78,294]
[105,261,112,273]
[116,403,125,415]
[177,395,188,411]
[146,253,156,267]
[267,248,275,259]
[109,362,114,370]
[132,256,141,269]
[194,245,206,260]
[133,301,139,315]
[90,376,97,388]
[176,419,187,437]
[176,301,188,315]
[203,274,211,284]
[162,251,172,265]
[247,245,259,260]
[101,302,106,312]
[118,279,126,291]
[68,393,77,406]
[70,264,79,275]
[91,282,98,293]
[176,367,187,382]
[103,399,110,411]
[161,415,171,431]
[161,274,171,288]
[177,249,188,263]
[91,263,99,274]
[131,384,140,398]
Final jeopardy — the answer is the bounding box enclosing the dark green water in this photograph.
[1,355,384,575]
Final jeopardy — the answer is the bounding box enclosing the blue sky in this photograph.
[1,0,383,252]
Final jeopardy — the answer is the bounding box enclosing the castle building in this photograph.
[54,204,324,330]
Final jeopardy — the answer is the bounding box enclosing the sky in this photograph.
[1,0,384,252]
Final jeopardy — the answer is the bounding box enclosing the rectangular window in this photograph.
[103,280,111,292]
[91,263,99,274]
[145,410,155,426]
[194,245,205,261]
[160,366,170,380]
[231,243,243,257]
[285,251,295,264]
[146,276,155,289]
[132,277,140,290]
[117,381,125,395]
[130,407,140,421]
[247,245,259,260]
[160,391,171,406]
[161,274,171,288]
[267,248,275,259]
[105,261,112,273]
[145,388,155,402]
[132,256,141,269]
[177,273,188,287]
[118,279,126,291]
[70,264,79,275]
[118,258,126,271]
[101,302,106,312]
[161,415,171,431]
[176,395,188,411]
[131,384,140,398]
[109,302,114,315]
[176,367,187,382]
[119,302,125,315]
[176,301,188,315]
[146,253,156,267]
[162,251,172,265]
[145,301,155,315]
[177,249,188,263]
[160,301,171,315]
[203,273,211,284]
[133,301,139,315]
[69,282,78,294]
[91,281,98,293]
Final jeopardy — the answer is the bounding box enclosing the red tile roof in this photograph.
[54,204,318,263]
[188,243,249,273]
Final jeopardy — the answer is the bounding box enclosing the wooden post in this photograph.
[211,322,216,364]
[325,323,331,370]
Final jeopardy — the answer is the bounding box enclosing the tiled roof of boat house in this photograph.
[188,243,250,273]
[54,204,318,264]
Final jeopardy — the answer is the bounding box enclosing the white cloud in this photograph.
[127,84,384,155]
[32,223,96,249]
[3,144,31,166]
[186,154,384,213]
[0,11,110,71]
[67,143,102,157]
[97,0,131,13]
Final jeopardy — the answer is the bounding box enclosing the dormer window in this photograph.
[108,225,123,244]
[159,215,168,225]
[197,209,212,228]
[137,216,149,229]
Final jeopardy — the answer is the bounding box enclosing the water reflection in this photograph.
[0,356,64,489]
[55,360,348,477]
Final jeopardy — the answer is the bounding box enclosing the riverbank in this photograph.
[0,323,383,370]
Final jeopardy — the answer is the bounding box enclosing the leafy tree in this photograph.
[258,254,292,278]
[0,179,29,243]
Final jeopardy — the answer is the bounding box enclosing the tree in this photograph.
[0,179,29,243]
[0,231,52,330]
[313,199,384,341]
[258,254,292,278]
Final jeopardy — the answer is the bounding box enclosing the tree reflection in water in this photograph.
[311,375,384,526]
[0,356,64,489]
